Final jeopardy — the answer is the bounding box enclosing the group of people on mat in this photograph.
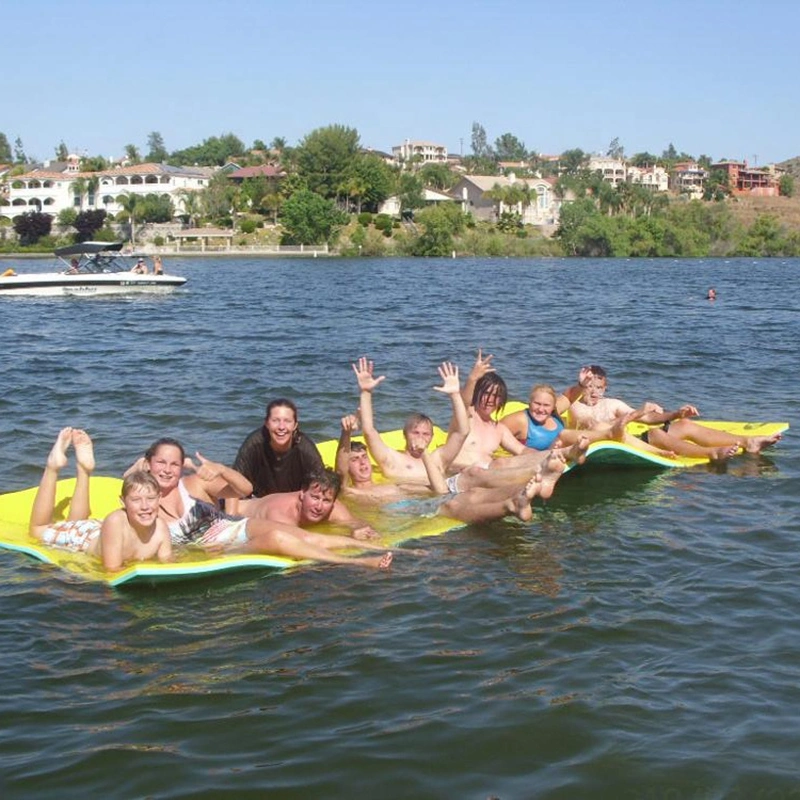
[30,351,782,573]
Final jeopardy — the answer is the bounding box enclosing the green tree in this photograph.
[779,174,795,197]
[73,209,107,242]
[346,154,393,212]
[419,162,457,191]
[471,122,492,159]
[137,193,174,223]
[703,169,731,201]
[295,124,360,199]
[201,171,237,224]
[177,189,203,227]
[735,214,786,256]
[14,210,52,245]
[125,144,141,164]
[169,133,245,167]
[606,137,625,159]
[0,132,12,163]
[412,202,466,256]
[146,131,168,162]
[80,156,108,172]
[396,171,425,214]
[117,193,140,243]
[494,133,528,161]
[55,141,69,161]
[559,148,589,175]
[280,189,347,245]
[629,151,659,167]
[14,137,26,164]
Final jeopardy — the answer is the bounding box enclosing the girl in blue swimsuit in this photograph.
[500,384,565,450]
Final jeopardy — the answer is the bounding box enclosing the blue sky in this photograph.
[6,0,799,165]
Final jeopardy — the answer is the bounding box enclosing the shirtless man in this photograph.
[336,416,547,525]
[449,350,588,497]
[29,428,173,571]
[354,357,469,486]
[236,467,379,540]
[565,366,781,460]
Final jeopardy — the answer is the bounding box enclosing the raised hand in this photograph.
[469,348,495,380]
[187,452,222,482]
[433,361,460,395]
[340,413,361,433]
[352,356,386,393]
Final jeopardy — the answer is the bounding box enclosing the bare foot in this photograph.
[72,429,96,473]
[710,444,739,461]
[564,435,590,467]
[610,410,641,441]
[511,472,541,521]
[367,551,393,570]
[744,433,782,454]
[540,451,567,499]
[46,427,72,471]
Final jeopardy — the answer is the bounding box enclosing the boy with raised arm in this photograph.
[353,358,470,487]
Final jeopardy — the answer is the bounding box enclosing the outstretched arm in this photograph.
[637,403,699,426]
[327,499,379,540]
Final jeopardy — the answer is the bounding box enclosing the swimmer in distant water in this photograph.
[707,287,717,300]
[29,428,173,571]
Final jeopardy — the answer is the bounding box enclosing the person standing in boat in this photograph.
[233,398,324,497]
[153,255,163,275]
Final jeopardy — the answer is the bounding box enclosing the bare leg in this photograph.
[666,419,781,455]
[29,428,72,538]
[647,425,739,460]
[69,429,95,520]
[440,471,542,524]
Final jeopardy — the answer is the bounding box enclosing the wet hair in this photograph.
[586,365,607,380]
[121,470,161,498]
[265,398,301,445]
[349,441,368,454]
[403,413,434,438]
[472,373,508,413]
[529,384,557,405]
[265,397,298,421]
[301,467,341,498]
[144,437,186,464]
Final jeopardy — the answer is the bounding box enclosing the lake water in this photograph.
[1,255,798,799]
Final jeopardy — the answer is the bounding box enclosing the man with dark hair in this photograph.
[236,467,378,539]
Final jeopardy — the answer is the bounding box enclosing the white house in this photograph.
[392,139,448,166]
[377,188,454,217]
[2,160,214,219]
[588,155,628,186]
[627,164,670,192]
[450,174,561,228]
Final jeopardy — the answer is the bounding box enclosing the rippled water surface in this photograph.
[1,256,799,798]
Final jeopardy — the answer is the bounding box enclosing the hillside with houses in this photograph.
[0,127,797,258]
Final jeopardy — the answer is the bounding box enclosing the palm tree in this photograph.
[71,177,87,211]
[177,189,202,228]
[117,193,139,244]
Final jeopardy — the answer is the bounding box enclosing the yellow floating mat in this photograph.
[0,417,787,585]
[0,475,461,587]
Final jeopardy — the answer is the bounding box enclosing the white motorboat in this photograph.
[0,241,187,297]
